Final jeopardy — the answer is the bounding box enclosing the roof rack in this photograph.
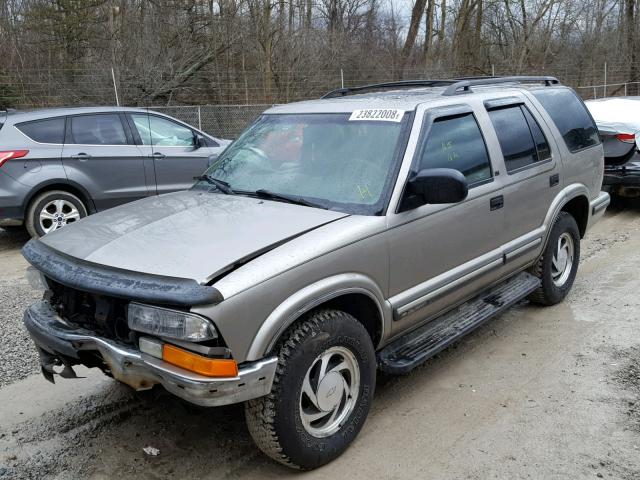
[321,80,458,99]
[442,76,560,96]
[320,76,560,99]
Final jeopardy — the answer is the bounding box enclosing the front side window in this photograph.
[69,114,127,145]
[16,117,65,144]
[488,105,552,172]
[532,88,599,152]
[417,113,492,185]
[199,113,409,215]
[131,114,195,147]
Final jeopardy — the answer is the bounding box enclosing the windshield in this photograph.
[197,113,409,215]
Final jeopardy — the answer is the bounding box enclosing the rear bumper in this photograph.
[603,164,640,187]
[24,301,278,407]
[0,171,27,222]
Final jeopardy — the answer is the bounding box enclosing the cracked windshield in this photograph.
[201,113,407,214]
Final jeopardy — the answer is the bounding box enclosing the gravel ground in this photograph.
[0,278,41,387]
[1,203,640,479]
[0,228,41,387]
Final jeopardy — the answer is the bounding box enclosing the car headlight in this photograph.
[127,303,218,341]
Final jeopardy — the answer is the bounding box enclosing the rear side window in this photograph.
[16,117,65,144]
[488,105,551,172]
[417,113,492,185]
[69,114,127,145]
[532,89,599,152]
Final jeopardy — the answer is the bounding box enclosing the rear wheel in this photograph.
[245,309,376,470]
[528,211,580,305]
[26,190,88,237]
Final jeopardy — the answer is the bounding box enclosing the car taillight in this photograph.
[615,133,636,144]
[0,150,29,168]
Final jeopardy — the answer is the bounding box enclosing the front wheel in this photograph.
[528,211,580,305]
[245,310,376,470]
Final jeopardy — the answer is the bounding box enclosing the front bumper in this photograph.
[24,301,278,407]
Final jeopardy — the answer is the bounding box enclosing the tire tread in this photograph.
[245,309,364,469]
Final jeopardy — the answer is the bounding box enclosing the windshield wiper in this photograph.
[252,189,328,209]
[196,175,234,194]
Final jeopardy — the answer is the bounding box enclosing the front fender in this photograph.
[245,273,392,361]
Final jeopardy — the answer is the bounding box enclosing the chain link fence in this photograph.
[150,104,274,139]
[575,81,640,100]
[131,74,640,140]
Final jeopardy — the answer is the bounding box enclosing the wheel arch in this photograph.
[559,195,589,238]
[22,179,96,215]
[245,274,392,361]
[539,184,591,252]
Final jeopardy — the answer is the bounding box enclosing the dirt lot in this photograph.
[1,203,640,479]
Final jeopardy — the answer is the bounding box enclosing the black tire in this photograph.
[528,211,580,305]
[25,190,88,238]
[245,309,376,470]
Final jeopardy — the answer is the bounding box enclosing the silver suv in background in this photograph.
[0,107,229,236]
[22,77,609,469]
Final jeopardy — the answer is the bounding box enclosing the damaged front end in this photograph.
[25,302,277,405]
[21,240,278,407]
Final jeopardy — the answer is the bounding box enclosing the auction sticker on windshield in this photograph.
[349,109,404,122]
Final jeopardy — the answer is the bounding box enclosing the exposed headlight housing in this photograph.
[127,303,218,342]
[26,266,48,291]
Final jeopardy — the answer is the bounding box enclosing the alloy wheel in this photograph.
[39,199,81,233]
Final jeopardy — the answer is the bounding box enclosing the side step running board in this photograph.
[377,272,541,374]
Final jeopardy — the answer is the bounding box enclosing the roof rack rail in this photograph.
[442,76,560,96]
[321,79,458,99]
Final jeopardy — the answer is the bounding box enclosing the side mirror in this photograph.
[403,168,468,209]
[194,133,206,149]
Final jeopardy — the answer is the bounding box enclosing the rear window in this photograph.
[69,114,127,145]
[488,104,552,172]
[532,89,599,152]
[16,117,65,144]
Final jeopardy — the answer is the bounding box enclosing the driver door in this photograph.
[386,103,508,338]
[128,113,213,195]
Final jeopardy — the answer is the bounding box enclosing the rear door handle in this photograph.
[149,152,166,159]
[549,173,560,187]
[490,195,504,211]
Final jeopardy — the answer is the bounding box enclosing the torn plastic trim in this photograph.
[22,239,223,307]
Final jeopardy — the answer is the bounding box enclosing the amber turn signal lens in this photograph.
[162,344,238,377]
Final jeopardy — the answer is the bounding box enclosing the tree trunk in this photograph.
[400,0,429,76]
[424,0,434,60]
[438,0,446,53]
[626,0,636,93]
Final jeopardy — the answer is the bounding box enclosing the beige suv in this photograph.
[22,77,609,469]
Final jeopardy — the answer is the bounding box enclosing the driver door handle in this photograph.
[70,153,91,160]
[149,152,166,159]
[490,195,504,211]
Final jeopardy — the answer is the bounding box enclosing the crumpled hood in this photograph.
[40,190,348,283]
